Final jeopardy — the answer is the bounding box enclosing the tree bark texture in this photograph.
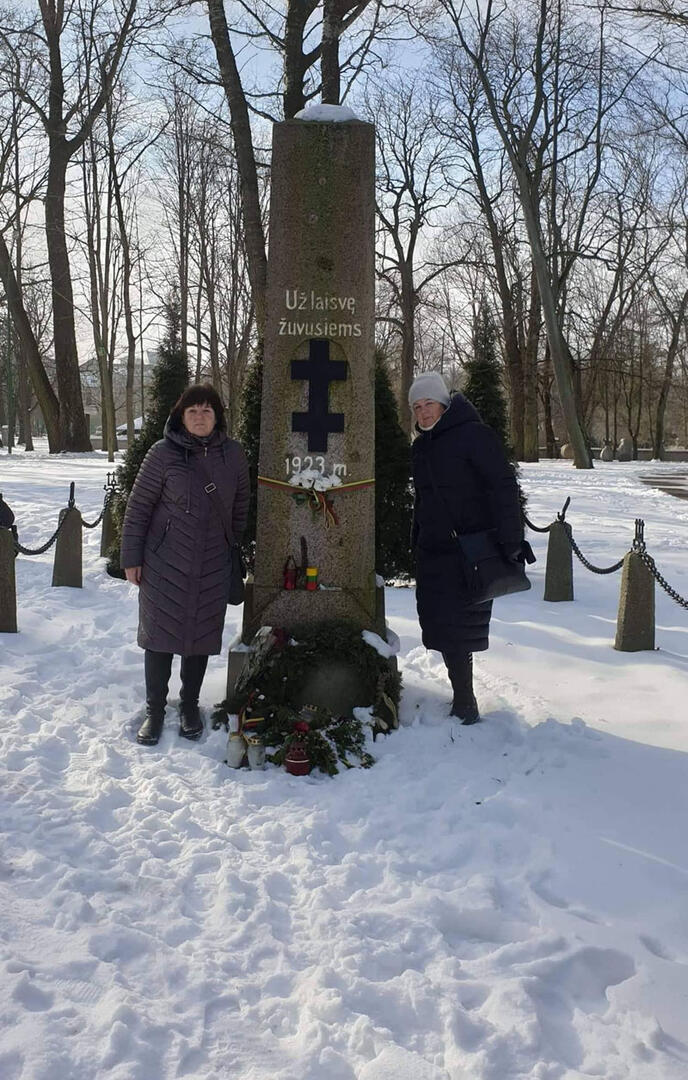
[45,151,92,449]
[652,289,688,459]
[0,232,60,449]
[207,0,267,341]
[523,267,540,460]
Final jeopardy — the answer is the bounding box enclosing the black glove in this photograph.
[499,541,523,564]
[499,539,536,565]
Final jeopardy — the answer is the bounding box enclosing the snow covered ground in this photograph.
[1,445,687,1080]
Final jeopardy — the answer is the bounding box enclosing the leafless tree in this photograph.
[427,0,654,467]
[0,0,172,450]
[206,0,402,344]
[369,77,457,430]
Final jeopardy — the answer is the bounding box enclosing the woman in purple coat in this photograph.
[121,384,250,746]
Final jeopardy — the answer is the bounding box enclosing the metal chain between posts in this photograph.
[545,495,626,575]
[563,527,625,575]
[12,479,96,551]
[14,505,71,556]
[81,506,105,529]
[523,496,571,534]
[632,519,688,610]
[82,473,116,528]
[525,494,625,574]
[522,512,552,533]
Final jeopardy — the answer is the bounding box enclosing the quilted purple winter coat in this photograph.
[120,425,250,656]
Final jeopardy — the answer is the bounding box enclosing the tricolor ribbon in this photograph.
[258,475,375,529]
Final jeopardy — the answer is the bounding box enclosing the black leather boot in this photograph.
[137,651,173,745]
[179,655,208,740]
[442,650,481,725]
[136,706,165,746]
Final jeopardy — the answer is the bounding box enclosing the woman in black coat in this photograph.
[409,372,524,723]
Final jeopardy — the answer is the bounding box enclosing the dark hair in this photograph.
[168,383,226,432]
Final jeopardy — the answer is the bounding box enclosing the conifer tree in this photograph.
[375,351,413,578]
[464,300,527,512]
[237,351,262,569]
[106,293,190,576]
[464,300,512,458]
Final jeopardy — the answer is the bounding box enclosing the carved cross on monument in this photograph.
[291,339,347,451]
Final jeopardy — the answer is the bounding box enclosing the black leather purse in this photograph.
[425,459,534,605]
[197,456,246,606]
[454,527,533,604]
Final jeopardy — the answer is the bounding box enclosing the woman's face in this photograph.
[413,399,446,429]
[182,402,216,438]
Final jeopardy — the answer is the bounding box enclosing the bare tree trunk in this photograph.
[322,0,342,104]
[541,342,557,457]
[195,278,203,383]
[81,141,117,462]
[523,267,540,460]
[18,355,34,450]
[443,0,593,467]
[518,188,592,467]
[107,98,137,445]
[45,150,92,450]
[653,292,688,459]
[283,1,318,118]
[398,261,416,436]
[0,232,60,449]
[501,273,526,459]
[207,0,267,341]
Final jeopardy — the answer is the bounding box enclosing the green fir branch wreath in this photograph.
[212,620,402,776]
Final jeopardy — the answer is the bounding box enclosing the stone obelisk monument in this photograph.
[240,109,384,645]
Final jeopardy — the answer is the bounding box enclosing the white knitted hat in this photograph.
[408,372,451,408]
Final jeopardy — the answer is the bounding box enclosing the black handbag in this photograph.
[455,528,533,604]
[425,459,534,605]
[227,543,246,606]
[197,456,246,606]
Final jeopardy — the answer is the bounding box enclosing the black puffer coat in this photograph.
[121,425,249,656]
[412,394,522,653]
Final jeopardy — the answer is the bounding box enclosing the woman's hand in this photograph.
[125,566,142,586]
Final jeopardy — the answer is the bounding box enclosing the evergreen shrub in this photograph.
[106,295,190,576]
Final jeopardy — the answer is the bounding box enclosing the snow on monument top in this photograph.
[294,104,359,122]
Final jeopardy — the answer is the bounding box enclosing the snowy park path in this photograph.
[1,449,687,1080]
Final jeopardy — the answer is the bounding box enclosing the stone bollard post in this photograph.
[614,550,655,651]
[52,485,83,587]
[100,499,116,557]
[543,518,574,601]
[0,528,17,633]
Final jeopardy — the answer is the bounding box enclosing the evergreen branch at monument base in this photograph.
[211,621,402,775]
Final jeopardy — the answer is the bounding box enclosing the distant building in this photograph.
[80,350,159,434]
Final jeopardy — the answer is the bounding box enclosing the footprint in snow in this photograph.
[640,934,684,963]
[529,945,636,1012]
[0,1051,24,1080]
[11,972,54,1012]
[88,927,151,964]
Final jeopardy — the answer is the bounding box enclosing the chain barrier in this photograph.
[522,513,552,533]
[522,496,570,534]
[82,476,116,529]
[524,494,625,575]
[525,499,686,604]
[563,525,625,575]
[83,470,117,529]
[81,506,105,530]
[9,477,114,552]
[13,508,71,556]
[632,519,688,610]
